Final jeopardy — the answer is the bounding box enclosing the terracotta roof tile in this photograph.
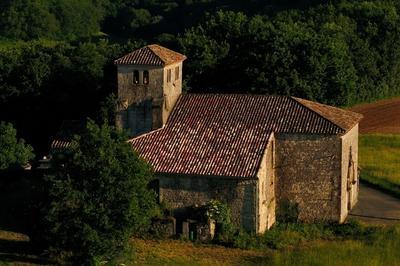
[114,44,186,66]
[131,94,362,178]
[292,97,363,131]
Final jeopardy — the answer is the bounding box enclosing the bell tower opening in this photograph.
[114,44,186,137]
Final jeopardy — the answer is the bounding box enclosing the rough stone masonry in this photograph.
[115,45,363,233]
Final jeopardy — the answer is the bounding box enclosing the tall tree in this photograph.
[40,120,157,263]
[0,0,58,40]
[0,121,34,170]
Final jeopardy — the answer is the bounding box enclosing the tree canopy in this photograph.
[1,0,400,153]
[41,120,157,263]
[0,121,34,170]
[179,3,400,106]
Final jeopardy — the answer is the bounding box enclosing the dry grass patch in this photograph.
[0,230,29,242]
[131,238,269,265]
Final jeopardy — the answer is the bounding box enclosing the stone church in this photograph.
[115,44,363,233]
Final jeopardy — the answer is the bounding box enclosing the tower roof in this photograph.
[114,44,187,66]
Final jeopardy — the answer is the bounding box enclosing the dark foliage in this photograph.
[38,120,157,263]
[1,0,400,158]
[0,40,122,154]
[227,219,378,250]
[0,121,34,170]
[180,3,400,106]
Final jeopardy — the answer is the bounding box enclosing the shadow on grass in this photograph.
[0,239,49,265]
[0,169,49,265]
[241,254,274,265]
[360,175,400,199]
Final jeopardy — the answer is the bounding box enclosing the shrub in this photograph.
[0,121,34,170]
[203,200,235,242]
[330,219,365,238]
[277,199,299,223]
[228,221,371,250]
[39,120,158,264]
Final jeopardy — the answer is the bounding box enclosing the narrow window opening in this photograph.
[143,70,149,85]
[175,66,179,80]
[133,70,139,84]
[167,69,172,83]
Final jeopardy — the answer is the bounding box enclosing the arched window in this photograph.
[133,70,139,84]
[143,70,149,85]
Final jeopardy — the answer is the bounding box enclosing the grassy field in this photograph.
[132,225,400,265]
[359,134,400,197]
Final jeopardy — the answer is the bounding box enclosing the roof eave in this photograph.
[114,61,165,67]
[154,171,259,180]
[291,96,364,134]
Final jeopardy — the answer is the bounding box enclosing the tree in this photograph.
[0,0,58,40]
[0,121,34,170]
[98,93,117,126]
[179,5,400,106]
[51,0,104,40]
[41,120,157,263]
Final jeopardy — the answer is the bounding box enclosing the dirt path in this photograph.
[350,183,400,225]
[350,97,400,134]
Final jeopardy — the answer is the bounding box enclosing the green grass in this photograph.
[0,171,48,265]
[271,238,400,266]
[359,134,400,197]
[132,225,400,265]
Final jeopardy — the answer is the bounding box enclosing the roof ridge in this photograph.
[146,45,164,64]
[254,132,275,179]
[128,126,165,143]
[290,97,345,133]
[181,93,285,98]
[114,44,186,66]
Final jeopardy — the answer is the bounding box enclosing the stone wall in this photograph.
[162,62,183,124]
[339,125,359,222]
[256,134,276,233]
[157,175,258,232]
[117,65,164,105]
[115,62,183,136]
[275,133,342,222]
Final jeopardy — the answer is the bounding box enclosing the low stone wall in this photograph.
[150,217,176,238]
[157,175,257,232]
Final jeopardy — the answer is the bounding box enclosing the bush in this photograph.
[0,121,34,170]
[191,200,236,242]
[227,220,369,250]
[39,120,158,264]
[330,219,366,238]
[277,199,299,223]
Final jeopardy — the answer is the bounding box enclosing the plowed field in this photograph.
[350,97,400,134]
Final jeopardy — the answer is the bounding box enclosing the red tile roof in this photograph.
[130,94,362,178]
[114,44,187,66]
[51,139,72,150]
[292,97,363,131]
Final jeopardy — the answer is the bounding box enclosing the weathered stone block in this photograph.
[151,217,176,238]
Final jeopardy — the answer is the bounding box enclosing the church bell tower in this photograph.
[114,44,186,137]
